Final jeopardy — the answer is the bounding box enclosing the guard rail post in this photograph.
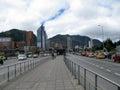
[15,64,16,77]
[78,65,80,85]
[74,63,77,79]
[84,68,86,90]
[20,63,22,74]
[28,61,29,70]
[95,74,98,90]
[69,60,72,73]
[118,87,120,90]
[7,66,9,81]
[72,62,74,75]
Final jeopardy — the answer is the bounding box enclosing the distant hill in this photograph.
[0,30,102,49]
[0,29,37,45]
[49,34,102,48]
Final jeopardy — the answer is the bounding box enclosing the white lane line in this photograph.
[115,73,120,76]
[106,69,111,72]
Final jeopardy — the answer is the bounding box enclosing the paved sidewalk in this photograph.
[1,56,84,90]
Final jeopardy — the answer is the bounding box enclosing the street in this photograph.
[67,54,120,90]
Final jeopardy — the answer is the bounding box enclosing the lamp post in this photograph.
[98,25,104,50]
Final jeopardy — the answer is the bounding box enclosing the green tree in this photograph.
[104,38,115,51]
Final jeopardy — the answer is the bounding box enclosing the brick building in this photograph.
[26,31,34,46]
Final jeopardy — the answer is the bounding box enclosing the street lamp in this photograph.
[98,25,104,50]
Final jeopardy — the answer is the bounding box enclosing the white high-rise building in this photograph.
[67,37,72,51]
[37,24,47,50]
[89,38,93,48]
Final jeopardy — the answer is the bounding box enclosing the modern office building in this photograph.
[89,38,93,49]
[37,24,47,50]
[67,37,72,51]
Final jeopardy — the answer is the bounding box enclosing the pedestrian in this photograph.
[0,56,3,65]
[54,52,57,58]
[52,52,55,60]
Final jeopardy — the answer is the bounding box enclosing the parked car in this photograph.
[113,54,120,62]
[33,54,38,58]
[113,46,120,62]
[81,52,88,57]
[27,54,33,58]
[27,52,33,58]
[88,53,95,58]
[96,53,105,59]
[18,54,27,60]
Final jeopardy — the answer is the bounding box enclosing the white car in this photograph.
[18,54,27,60]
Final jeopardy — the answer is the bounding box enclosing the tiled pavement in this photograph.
[1,56,84,90]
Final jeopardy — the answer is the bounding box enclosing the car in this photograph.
[27,52,33,58]
[27,54,33,58]
[81,52,88,57]
[88,53,95,58]
[113,46,120,62]
[18,54,27,60]
[113,54,120,62]
[32,54,38,58]
[96,53,105,59]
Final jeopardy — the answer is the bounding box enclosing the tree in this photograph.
[104,38,115,52]
[116,40,120,46]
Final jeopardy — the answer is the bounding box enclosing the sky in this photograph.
[0,0,120,42]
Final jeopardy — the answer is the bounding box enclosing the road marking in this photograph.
[115,73,120,76]
[106,69,111,72]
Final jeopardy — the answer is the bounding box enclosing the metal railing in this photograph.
[0,57,50,86]
[64,55,120,90]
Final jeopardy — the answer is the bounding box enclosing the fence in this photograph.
[64,56,120,90]
[0,57,50,86]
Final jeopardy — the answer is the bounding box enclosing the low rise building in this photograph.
[0,37,14,49]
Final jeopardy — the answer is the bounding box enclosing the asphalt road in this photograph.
[0,57,41,66]
[67,54,120,90]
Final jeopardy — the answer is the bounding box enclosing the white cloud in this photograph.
[0,0,120,42]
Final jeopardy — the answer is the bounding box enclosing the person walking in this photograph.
[52,52,55,60]
[0,56,4,65]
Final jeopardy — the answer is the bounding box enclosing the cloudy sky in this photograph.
[0,0,120,41]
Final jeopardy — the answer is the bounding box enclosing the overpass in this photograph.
[0,56,83,90]
[1,54,120,90]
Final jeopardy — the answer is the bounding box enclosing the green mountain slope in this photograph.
[49,34,102,48]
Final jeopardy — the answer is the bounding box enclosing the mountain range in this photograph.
[49,34,102,48]
[0,29,102,48]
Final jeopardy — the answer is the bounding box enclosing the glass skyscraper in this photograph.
[37,24,47,50]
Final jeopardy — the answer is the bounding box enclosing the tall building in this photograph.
[89,38,93,49]
[37,24,47,50]
[67,37,72,51]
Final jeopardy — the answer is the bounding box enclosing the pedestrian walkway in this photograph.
[0,56,84,90]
